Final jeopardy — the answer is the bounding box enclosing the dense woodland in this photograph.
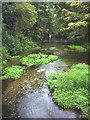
[2,2,90,119]
[2,2,90,56]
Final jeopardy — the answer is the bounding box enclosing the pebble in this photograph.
[37,69,45,73]
[23,81,28,84]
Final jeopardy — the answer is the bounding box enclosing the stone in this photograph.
[37,69,45,73]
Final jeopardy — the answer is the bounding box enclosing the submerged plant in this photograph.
[2,65,26,80]
[47,63,89,119]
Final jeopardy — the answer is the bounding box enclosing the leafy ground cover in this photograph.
[10,55,21,61]
[46,63,89,119]
[2,66,26,80]
[49,47,56,51]
[19,53,58,66]
[64,45,87,52]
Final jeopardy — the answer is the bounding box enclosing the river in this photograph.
[2,42,88,119]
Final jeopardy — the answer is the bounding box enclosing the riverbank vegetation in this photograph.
[2,2,89,119]
[47,63,89,119]
[19,53,58,66]
[64,45,87,52]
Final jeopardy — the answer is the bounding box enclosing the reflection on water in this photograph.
[16,91,81,118]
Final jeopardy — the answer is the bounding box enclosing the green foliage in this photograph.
[47,63,89,118]
[3,29,39,55]
[2,3,37,35]
[2,46,11,69]
[2,66,26,80]
[60,2,89,43]
[2,60,7,66]
[2,46,11,60]
[48,55,58,62]
[64,45,87,52]
[63,48,68,51]
[2,60,8,69]
[2,3,39,55]
[10,55,21,61]
[32,46,41,50]
[20,53,58,66]
[68,45,86,52]
[49,47,56,50]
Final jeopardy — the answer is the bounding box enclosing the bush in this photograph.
[2,65,26,80]
[47,63,89,119]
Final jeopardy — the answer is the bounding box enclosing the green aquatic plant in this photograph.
[10,55,21,61]
[63,48,68,51]
[19,53,58,66]
[2,60,7,66]
[49,47,56,50]
[2,65,26,80]
[47,63,89,119]
[64,45,87,52]
[2,46,11,60]
[2,60,8,69]
[48,55,58,62]
[32,46,41,50]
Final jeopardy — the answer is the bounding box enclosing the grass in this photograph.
[46,63,89,119]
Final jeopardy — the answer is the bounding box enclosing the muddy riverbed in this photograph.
[2,42,88,119]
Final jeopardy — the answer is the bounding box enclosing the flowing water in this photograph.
[2,41,88,119]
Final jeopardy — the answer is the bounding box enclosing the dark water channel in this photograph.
[2,42,88,119]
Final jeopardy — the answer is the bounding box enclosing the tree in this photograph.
[60,2,90,44]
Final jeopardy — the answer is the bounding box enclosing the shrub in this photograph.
[47,63,89,119]
[2,65,26,80]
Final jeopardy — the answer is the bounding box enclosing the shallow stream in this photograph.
[2,42,88,119]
